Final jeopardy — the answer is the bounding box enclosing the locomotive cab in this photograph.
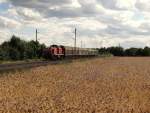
[42,45,65,60]
[50,45,59,60]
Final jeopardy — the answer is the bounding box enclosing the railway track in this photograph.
[0,60,62,72]
[0,57,96,73]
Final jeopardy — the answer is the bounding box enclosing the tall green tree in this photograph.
[143,47,150,56]
[0,35,46,61]
[125,48,139,56]
[107,47,124,56]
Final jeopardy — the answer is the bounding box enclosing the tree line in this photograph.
[98,46,150,56]
[0,35,150,61]
[0,35,46,61]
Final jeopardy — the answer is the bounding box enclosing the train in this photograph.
[42,45,99,60]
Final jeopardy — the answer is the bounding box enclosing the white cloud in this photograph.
[0,0,150,48]
[136,0,150,12]
[16,7,42,20]
[0,16,21,29]
[98,0,136,10]
[0,29,12,43]
[0,0,7,3]
[115,0,136,10]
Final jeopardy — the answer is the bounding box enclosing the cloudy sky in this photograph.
[0,0,150,48]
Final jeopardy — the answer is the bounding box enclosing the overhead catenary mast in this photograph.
[81,40,83,48]
[74,28,77,50]
[35,29,40,44]
[119,43,121,47]
[36,29,38,43]
[74,28,77,55]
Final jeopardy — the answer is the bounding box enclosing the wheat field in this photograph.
[0,57,150,113]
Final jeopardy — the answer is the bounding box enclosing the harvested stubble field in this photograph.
[0,57,150,113]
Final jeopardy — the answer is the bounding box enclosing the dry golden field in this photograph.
[0,57,150,113]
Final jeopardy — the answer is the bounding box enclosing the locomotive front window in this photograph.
[51,48,57,55]
[54,48,58,55]
[59,48,63,54]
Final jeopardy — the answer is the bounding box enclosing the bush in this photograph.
[0,48,9,60]
[99,47,150,57]
[0,35,46,61]
[8,48,20,60]
[143,47,150,56]
[107,47,124,56]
